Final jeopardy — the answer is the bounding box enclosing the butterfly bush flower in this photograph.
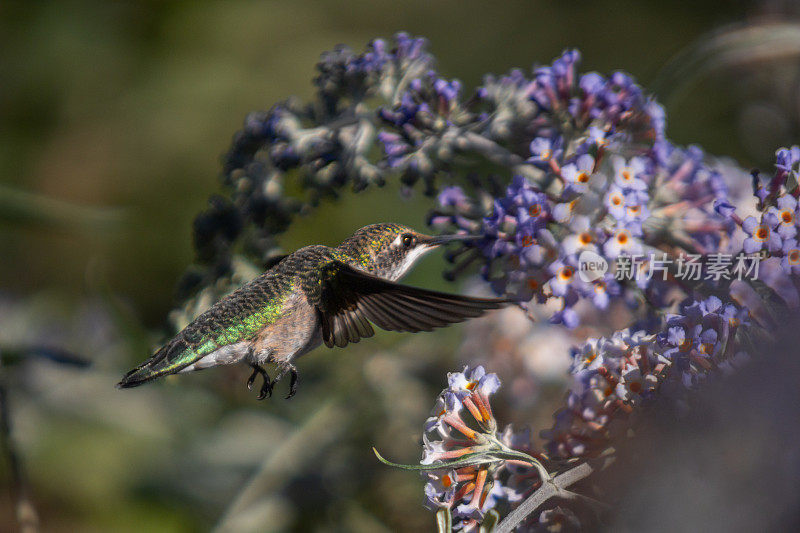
[611,154,649,191]
[766,195,798,239]
[528,137,563,167]
[708,145,800,296]
[742,213,781,254]
[775,145,800,179]
[414,366,548,531]
[542,295,750,460]
[561,154,596,194]
[426,50,734,327]
[781,239,800,275]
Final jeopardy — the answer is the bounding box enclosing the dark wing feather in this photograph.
[317,262,510,349]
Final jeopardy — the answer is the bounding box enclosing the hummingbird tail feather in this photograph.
[116,339,197,388]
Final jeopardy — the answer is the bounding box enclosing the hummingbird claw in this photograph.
[246,368,258,391]
[245,362,296,400]
[257,379,273,400]
[285,368,299,399]
[247,364,272,400]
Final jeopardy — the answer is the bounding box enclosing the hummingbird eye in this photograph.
[401,233,415,248]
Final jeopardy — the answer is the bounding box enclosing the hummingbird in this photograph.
[117,223,509,399]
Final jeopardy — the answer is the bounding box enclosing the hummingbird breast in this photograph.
[249,290,323,365]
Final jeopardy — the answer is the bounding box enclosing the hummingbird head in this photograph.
[339,223,476,281]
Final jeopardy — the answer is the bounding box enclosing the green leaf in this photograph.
[372,446,550,483]
[372,447,504,471]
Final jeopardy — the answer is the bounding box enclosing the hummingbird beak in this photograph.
[422,233,482,247]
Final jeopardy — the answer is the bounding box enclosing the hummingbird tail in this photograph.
[116,339,196,389]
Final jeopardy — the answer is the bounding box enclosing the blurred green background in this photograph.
[1,1,797,531]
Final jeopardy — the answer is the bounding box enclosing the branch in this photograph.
[495,460,599,533]
[0,356,39,533]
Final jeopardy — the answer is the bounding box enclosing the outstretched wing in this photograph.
[315,262,511,349]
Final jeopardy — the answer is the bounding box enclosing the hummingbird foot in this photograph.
[286,367,299,399]
[274,363,299,400]
[246,364,273,400]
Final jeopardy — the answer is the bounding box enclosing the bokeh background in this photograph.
[1,1,799,531]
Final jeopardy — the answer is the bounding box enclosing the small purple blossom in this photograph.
[528,136,563,166]
[434,77,462,104]
[767,195,799,239]
[560,154,595,194]
[780,238,800,275]
[742,214,782,254]
[610,155,649,191]
[775,145,800,174]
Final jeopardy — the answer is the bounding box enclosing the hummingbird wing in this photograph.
[316,262,510,348]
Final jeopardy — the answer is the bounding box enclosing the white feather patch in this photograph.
[179,341,250,373]
[389,245,435,281]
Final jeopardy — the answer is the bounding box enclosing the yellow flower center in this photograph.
[594,282,606,294]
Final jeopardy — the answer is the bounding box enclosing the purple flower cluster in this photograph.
[315,33,434,114]
[716,146,800,279]
[542,296,749,460]
[377,70,467,181]
[428,50,735,327]
[421,366,546,531]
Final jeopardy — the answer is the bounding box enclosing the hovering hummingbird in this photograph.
[118,223,509,399]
